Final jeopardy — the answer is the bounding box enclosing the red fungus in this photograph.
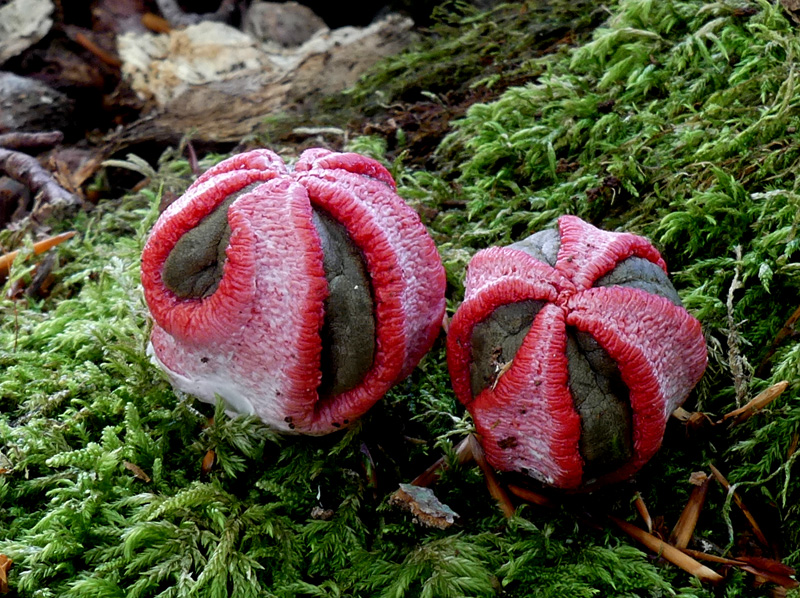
[142,148,446,434]
[447,216,707,489]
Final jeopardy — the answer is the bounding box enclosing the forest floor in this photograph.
[2,1,800,596]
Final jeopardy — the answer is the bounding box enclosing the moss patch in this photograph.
[3,0,800,596]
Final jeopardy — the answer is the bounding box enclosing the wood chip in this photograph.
[610,516,724,584]
[389,483,459,529]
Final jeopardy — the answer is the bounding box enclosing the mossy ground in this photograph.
[2,0,800,596]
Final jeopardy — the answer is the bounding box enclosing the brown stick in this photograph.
[0,149,81,213]
[610,516,724,583]
[716,381,788,426]
[0,131,63,151]
[708,463,770,547]
[670,473,712,548]
[0,231,76,276]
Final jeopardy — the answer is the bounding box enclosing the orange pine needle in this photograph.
[633,491,653,533]
[611,516,724,584]
[670,473,712,548]
[709,463,770,547]
[411,435,474,487]
[0,231,76,276]
[507,484,555,509]
[468,435,516,518]
[717,381,789,426]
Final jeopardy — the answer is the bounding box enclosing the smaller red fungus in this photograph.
[142,148,446,434]
[447,216,707,489]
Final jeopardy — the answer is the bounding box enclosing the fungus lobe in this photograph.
[447,216,707,489]
[142,148,446,434]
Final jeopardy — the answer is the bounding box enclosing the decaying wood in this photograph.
[610,516,724,584]
[708,463,770,548]
[389,483,460,529]
[669,472,712,549]
[716,381,789,426]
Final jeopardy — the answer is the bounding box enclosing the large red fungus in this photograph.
[447,216,707,490]
[142,148,446,434]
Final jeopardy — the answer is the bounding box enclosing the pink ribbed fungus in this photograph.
[447,215,707,490]
[142,148,446,435]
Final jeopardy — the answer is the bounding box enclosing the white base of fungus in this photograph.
[147,341,256,416]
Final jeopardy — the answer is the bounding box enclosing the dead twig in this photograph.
[0,148,82,216]
[669,472,712,549]
[716,381,789,426]
[610,516,724,583]
[708,463,770,548]
[0,132,63,151]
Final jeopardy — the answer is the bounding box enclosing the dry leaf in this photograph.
[123,461,151,483]
[0,554,12,594]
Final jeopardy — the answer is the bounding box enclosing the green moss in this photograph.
[3,0,800,596]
